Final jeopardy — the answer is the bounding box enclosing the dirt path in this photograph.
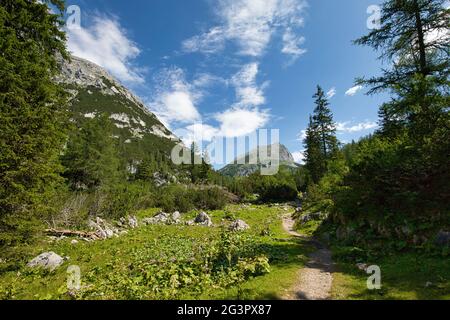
[282,214,334,300]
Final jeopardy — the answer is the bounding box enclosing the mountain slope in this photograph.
[219,143,300,177]
[56,56,179,167]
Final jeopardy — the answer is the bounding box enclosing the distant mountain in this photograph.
[219,143,300,177]
[56,56,179,167]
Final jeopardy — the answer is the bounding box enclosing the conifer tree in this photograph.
[355,0,449,138]
[312,86,339,157]
[304,86,338,183]
[0,0,68,244]
[62,115,121,190]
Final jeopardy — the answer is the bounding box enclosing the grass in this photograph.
[294,214,450,300]
[331,250,450,300]
[0,204,309,300]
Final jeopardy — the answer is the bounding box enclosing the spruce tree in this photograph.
[304,116,324,183]
[304,86,339,183]
[312,86,338,157]
[0,0,68,245]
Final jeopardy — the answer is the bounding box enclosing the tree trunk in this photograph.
[413,0,428,75]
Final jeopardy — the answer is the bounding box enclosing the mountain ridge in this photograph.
[219,143,300,177]
[56,55,180,168]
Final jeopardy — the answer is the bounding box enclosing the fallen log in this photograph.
[44,228,99,240]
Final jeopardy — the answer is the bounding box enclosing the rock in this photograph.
[142,212,169,225]
[425,281,433,288]
[172,211,181,222]
[435,230,450,246]
[88,217,118,239]
[27,252,64,271]
[194,211,213,227]
[129,215,139,228]
[229,219,250,232]
[143,211,181,225]
[153,172,168,187]
[295,207,302,213]
[120,215,138,229]
[71,240,79,245]
[356,263,369,272]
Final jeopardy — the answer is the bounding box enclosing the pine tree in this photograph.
[304,86,339,183]
[312,86,338,157]
[0,0,68,245]
[304,116,324,183]
[62,115,121,190]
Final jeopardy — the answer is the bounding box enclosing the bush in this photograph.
[158,185,228,213]
[257,179,298,202]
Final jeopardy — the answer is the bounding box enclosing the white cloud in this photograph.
[282,28,307,62]
[297,129,307,141]
[231,63,267,107]
[177,123,220,146]
[326,87,336,99]
[148,67,201,126]
[182,0,307,60]
[336,121,378,133]
[67,16,144,84]
[215,107,270,137]
[161,91,200,123]
[345,85,363,96]
[292,150,305,164]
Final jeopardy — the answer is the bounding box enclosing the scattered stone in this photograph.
[425,281,433,288]
[119,215,138,229]
[27,252,64,271]
[71,239,79,245]
[229,219,250,232]
[295,207,302,213]
[153,172,168,187]
[88,217,118,239]
[435,230,450,246]
[143,212,168,225]
[172,211,181,222]
[142,211,181,225]
[194,211,213,227]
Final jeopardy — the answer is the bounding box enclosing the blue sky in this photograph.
[65,0,389,164]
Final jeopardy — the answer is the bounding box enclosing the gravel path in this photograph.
[282,215,334,300]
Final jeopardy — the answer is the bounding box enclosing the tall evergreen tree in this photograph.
[0,0,68,244]
[304,116,324,183]
[355,0,449,138]
[304,86,338,183]
[62,115,121,190]
[312,86,339,157]
[337,0,450,231]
